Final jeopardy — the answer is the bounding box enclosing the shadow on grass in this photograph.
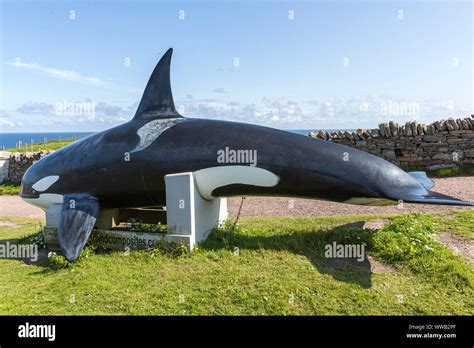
[200,221,379,289]
[0,221,382,288]
[0,238,50,265]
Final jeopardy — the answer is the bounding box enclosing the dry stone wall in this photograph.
[0,151,50,183]
[309,115,474,170]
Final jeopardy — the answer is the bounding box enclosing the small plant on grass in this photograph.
[203,219,242,250]
[147,238,189,258]
[127,218,164,233]
[18,232,45,248]
[47,251,70,270]
[46,246,97,270]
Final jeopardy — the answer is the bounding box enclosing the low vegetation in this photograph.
[415,165,474,178]
[0,182,21,195]
[127,218,166,233]
[0,212,472,315]
[6,139,76,152]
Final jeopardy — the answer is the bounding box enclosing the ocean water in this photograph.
[288,129,314,136]
[0,132,95,150]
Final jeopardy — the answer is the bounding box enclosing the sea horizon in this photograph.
[0,132,95,150]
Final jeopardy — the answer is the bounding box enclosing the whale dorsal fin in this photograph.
[134,48,182,120]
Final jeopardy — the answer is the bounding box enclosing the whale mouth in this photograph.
[19,192,40,199]
[19,183,40,199]
[21,193,64,210]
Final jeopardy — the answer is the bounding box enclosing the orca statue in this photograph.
[20,48,474,261]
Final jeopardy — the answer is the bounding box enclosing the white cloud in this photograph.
[1,100,136,131]
[2,96,471,132]
[7,59,113,87]
[0,117,16,126]
[176,96,471,129]
[212,88,227,94]
[17,102,55,115]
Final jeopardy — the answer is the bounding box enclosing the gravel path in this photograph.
[226,176,474,218]
[0,177,472,219]
[0,195,45,218]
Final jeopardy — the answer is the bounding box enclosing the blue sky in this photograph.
[0,0,472,132]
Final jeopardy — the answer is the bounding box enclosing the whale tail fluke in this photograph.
[407,171,435,189]
[345,191,474,207]
[134,48,182,120]
[399,190,474,207]
[399,172,473,206]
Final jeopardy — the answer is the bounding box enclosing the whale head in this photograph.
[20,154,65,210]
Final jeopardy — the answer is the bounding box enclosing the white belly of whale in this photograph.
[193,165,280,200]
[22,193,64,210]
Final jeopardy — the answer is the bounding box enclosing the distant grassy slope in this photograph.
[0,212,472,315]
[6,139,76,152]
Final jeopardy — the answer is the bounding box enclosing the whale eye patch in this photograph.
[32,175,60,192]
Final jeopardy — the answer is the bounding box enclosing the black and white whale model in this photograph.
[20,48,474,260]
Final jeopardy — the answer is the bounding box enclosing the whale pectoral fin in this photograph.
[58,194,100,261]
[408,171,435,189]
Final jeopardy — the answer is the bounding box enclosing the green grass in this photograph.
[369,213,472,289]
[433,210,474,239]
[0,215,44,240]
[6,139,75,152]
[430,165,474,177]
[0,182,21,195]
[0,212,472,315]
[407,165,474,178]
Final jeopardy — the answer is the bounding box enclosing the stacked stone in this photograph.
[6,151,50,183]
[309,115,474,170]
